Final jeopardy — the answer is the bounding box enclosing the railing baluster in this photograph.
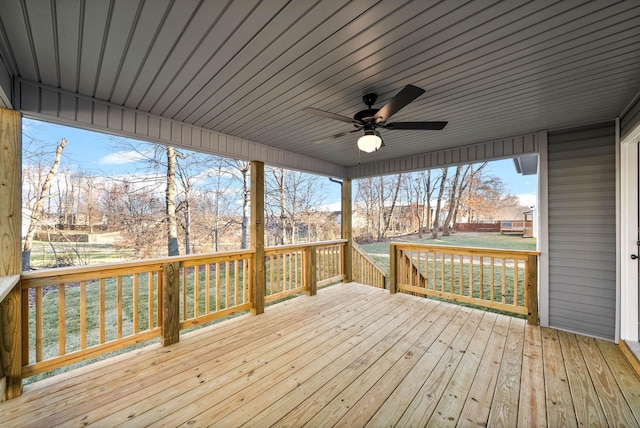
[215,262,220,312]
[100,278,106,343]
[196,265,202,318]
[225,261,230,309]
[58,284,65,355]
[513,259,519,306]
[80,280,86,349]
[501,259,506,304]
[36,287,43,362]
[490,258,495,302]
[116,276,123,339]
[205,264,211,313]
[132,274,138,335]
[147,274,153,330]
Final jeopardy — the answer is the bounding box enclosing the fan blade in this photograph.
[302,107,354,124]
[374,84,425,124]
[311,128,361,144]
[383,121,448,130]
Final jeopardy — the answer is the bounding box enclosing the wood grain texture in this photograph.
[250,161,265,315]
[0,284,638,426]
[161,261,180,346]
[0,108,21,400]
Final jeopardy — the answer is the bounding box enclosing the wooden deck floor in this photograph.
[1,283,639,427]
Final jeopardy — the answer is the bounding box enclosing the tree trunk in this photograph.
[184,203,191,254]
[241,164,250,249]
[432,168,448,239]
[166,146,179,256]
[382,174,402,238]
[442,166,462,236]
[22,138,67,270]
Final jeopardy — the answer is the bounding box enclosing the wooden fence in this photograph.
[389,243,539,324]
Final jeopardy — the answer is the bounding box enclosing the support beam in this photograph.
[0,108,22,400]
[389,244,397,294]
[305,245,317,296]
[342,179,352,283]
[251,161,265,315]
[161,261,180,346]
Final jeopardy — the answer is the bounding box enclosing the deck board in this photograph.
[0,283,639,428]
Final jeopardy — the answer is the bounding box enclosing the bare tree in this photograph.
[431,168,448,239]
[165,146,179,256]
[22,138,67,270]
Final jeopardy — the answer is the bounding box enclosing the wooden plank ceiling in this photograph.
[0,0,639,173]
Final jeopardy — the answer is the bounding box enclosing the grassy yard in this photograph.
[358,232,537,274]
[27,241,133,269]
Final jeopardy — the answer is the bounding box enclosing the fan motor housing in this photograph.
[353,108,379,124]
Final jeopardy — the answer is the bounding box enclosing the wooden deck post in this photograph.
[389,243,397,294]
[342,179,352,283]
[0,108,22,400]
[305,246,317,296]
[251,161,265,315]
[527,254,539,325]
[161,261,180,346]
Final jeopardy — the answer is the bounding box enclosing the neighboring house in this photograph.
[0,0,639,379]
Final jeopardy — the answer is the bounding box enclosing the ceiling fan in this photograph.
[303,84,447,153]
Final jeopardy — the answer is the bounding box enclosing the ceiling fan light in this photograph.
[357,131,382,153]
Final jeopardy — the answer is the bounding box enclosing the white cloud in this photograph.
[517,193,536,207]
[99,150,152,165]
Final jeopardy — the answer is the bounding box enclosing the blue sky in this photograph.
[23,117,537,206]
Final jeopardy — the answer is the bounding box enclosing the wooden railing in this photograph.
[17,241,349,378]
[389,243,539,324]
[352,243,386,289]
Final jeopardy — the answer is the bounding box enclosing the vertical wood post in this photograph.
[527,255,539,325]
[342,179,352,283]
[389,243,397,294]
[0,108,22,400]
[161,261,180,346]
[251,161,265,315]
[305,246,317,296]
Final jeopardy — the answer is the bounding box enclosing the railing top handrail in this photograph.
[390,242,540,257]
[265,239,347,253]
[20,240,350,282]
[20,248,257,281]
[0,274,20,302]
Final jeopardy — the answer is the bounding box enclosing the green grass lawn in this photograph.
[358,232,536,274]
[27,241,133,269]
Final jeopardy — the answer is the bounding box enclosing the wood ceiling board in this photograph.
[150,0,287,117]
[23,0,58,87]
[0,0,37,81]
[199,0,407,132]
[165,0,318,122]
[55,0,82,92]
[120,0,200,107]
[134,0,234,112]
[210,1,508,136]
[77,1,112,97]
[105,0,173,104]
[92,0,143,101]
